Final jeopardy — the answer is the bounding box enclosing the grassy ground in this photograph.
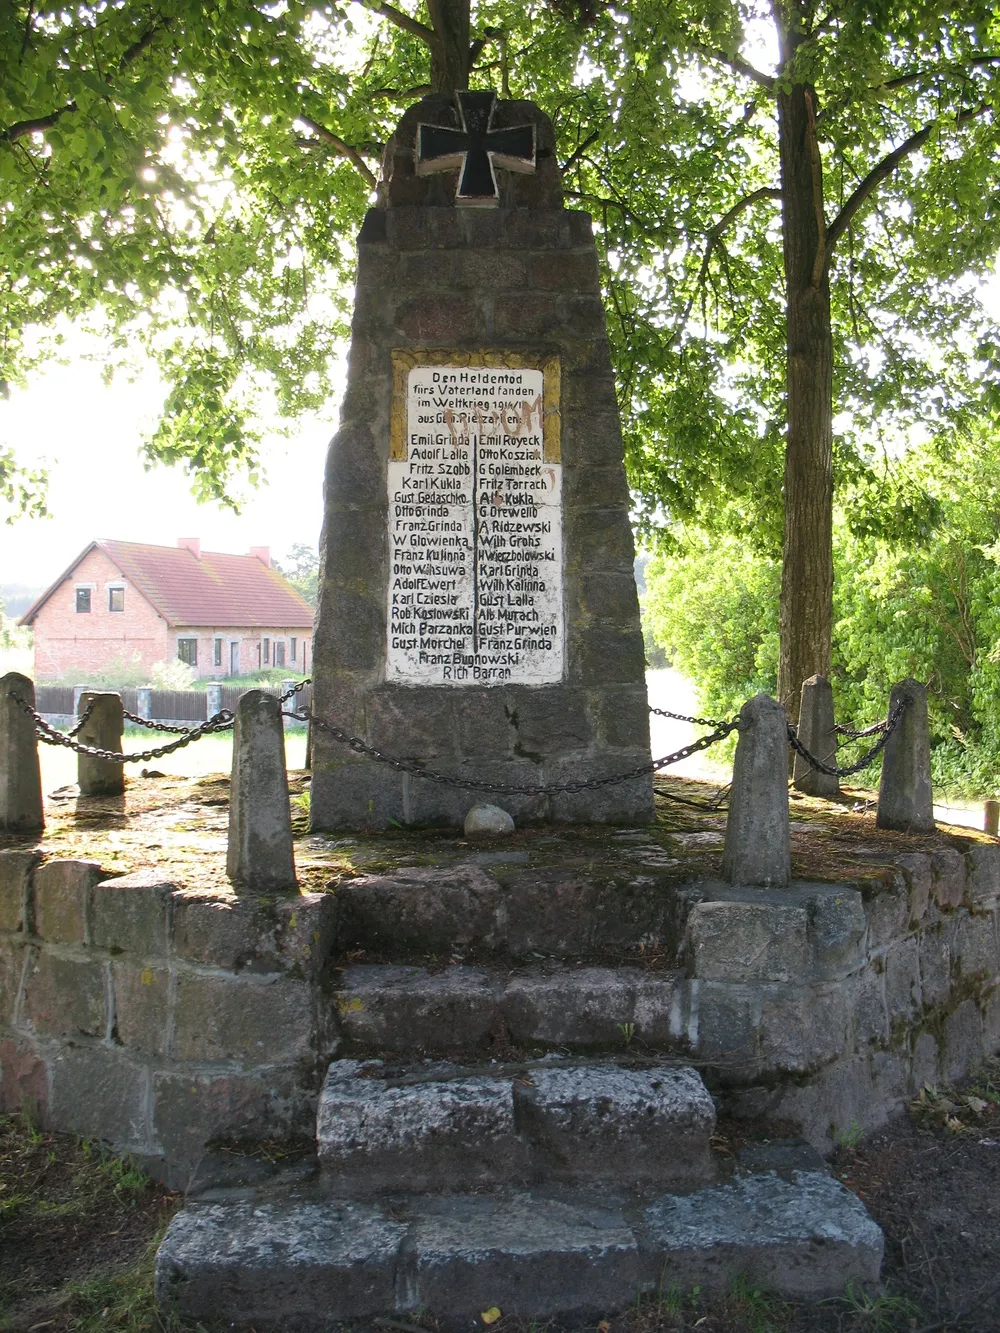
[3,1062,999,1332]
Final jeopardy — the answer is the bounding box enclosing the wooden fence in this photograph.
[34,683,310,726]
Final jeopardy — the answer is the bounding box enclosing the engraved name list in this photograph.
[387,358,563,686]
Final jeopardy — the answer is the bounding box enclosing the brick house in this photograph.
[20,538,314,680]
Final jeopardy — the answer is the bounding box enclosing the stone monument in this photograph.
[311,91,652,828]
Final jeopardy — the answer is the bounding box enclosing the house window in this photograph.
[290,637,297,662]
[108,586,125,613]
[177,638,198,666]
[214,638,223,666]
[275,640,286,667]
[75,588,91,613]
[263,637,270,665]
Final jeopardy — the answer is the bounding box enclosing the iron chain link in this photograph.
[787,695,909,778]
[8,692,235,764]
[286,706,740,795]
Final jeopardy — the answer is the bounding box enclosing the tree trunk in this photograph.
[427,0,471,91]
[775,26,834,725]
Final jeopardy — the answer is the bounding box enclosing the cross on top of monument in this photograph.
[415,90,536,206]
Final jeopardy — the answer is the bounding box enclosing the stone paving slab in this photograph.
[316,1058,715,1192]
[155,1172,883,1327]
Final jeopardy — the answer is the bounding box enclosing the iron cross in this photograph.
[415,90,536,206]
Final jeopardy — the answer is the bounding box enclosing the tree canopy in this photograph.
[2,1,998,706]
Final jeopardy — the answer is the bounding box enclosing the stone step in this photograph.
[315,1058,715,1194]
[332,862,693,961]
[155,1173,884,1327]
[334,962,689,1055]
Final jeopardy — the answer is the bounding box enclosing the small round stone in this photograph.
[463,803,515,837]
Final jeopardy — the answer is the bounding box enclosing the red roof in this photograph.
[21,540,314,629]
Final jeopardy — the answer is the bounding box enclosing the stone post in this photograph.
[72,683,90,719]
[791,674,839,798]
[985,799,999,838]
[0,672,44,833]
[136,686,153,720]
[722,693,791,888]
[227,690,296,892]
[77,692,126,797]
[205,683,223,720]
[876,679,934,833]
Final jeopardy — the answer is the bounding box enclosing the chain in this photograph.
[278,678,310,704]
[649,704,728,729]
[834,718,888,739]
[787,695,909,778]
[122,709,205,734]
[285,706,739,795]
[66,701,95,738]
[8,692,234,763]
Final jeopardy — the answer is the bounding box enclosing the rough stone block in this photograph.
[33,860,105,945]
[862,877,909,951]
[931,849,966,910]
[695,981,759,1079]
[394,293,483,340]
[949,910,998,983]
[943,998,983,1082]
[170,892,277,970]
[758,985,848,1074]
[853,968,889,1047]
[0,849,41,932]
[274,894,337,979]
[335,865,503,955]
[0,1036,48,1114]
[911,1031,940,1091]
[22,951,106,1038]
[172,973,315,1064]
[687,900,808,983]
[982,986,1000,1051]
[155,1201,405,1323]
[806,889,866,978]
[596,686,652,751]
[514,1063,715,1187]
[336,965,498,1053]
[547,766,654,825]
[317,1062,524,1193]
[500,867,665,958]
[966,845,1000,909]
[503,967,678,1048]
[153,1069,313,1179]
[506,688,590,754]
[0,939,26,1025]
[884,937,922,1023]
[895,853,931,923]
[642,1171,883,1298]
[112,961,169,1055]
[48,1044,149,1151]
[919,925,951,1009]
[403,1192,641,1319]
[91,870,172,957]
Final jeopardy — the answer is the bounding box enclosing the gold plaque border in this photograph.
[390,349,561,463]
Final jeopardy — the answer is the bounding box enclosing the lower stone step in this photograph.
[316,1058,715,1193]
[335,963,688,1054]
[155,1173,883,1327]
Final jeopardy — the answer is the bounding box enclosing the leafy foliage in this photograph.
[275,540,320,607]
[645,430,1000,795]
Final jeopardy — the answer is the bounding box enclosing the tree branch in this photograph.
[1,105,76,143]
[675,186,781,339]
[366,1,434,43]
[879,54,1000,93]
[297,116,378,189]
[826,104,990,257]
[368,84,432,100]
[118,16,171,72]
[694,45,776,93]
[560,130,600,175]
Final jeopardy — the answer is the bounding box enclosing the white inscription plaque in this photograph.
[387,360,563,686]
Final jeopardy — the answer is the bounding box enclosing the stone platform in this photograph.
[2,772,999,1320]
